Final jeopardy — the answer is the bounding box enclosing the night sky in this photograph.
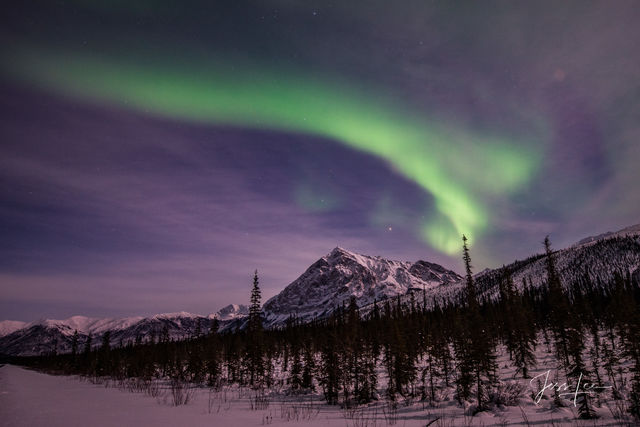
[1,1,639,321]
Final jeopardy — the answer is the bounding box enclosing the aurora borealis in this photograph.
[1,1,639,320]
[4,48,540,253]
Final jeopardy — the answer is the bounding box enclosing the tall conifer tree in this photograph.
[456,235,497,411]
[247,270,265,387]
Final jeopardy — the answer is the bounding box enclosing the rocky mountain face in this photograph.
[262,247,460,326]
[0,324,72,357]
[2,225,639,356]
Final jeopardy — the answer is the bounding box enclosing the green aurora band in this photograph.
[2,49,542,254]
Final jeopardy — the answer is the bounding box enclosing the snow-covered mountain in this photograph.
[215,304,249,321]
[0,248,461,355]
[575,223,640,247]
[485,230,640,295]
[262,247,461,326]
[0,320,27,338]
[0,307,246,356]
[2,224,638,356]
[25,315,145,337]
[420,225,640,306]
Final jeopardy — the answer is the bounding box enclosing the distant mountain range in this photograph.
[2,224,639,356]
[0,305,247,357]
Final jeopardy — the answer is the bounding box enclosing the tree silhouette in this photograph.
[246,270,265,388]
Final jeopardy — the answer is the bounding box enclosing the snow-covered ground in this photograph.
[0,357,632,427]
[0,364,297,427]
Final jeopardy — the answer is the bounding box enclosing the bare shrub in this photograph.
[250,389,270,410]
[88,375,103,385]
[518,405,531,427]
[382,401,398,425]
[489,381,526,407]
[606,398,633,424]
[208,387,232,414]
[342,405,377,427]
[119,377,160,398]
[167,378,194,406]
[146,379,160,398]
[279,399,320,422]
[433,410,460,427]
[127,378,146,393]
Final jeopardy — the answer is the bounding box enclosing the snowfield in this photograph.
[0,354,631,427]
[0,364,291,427]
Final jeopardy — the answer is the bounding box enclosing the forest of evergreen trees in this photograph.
[9,236,640,421]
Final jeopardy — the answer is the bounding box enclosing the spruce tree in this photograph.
[501,268,536,378]
[71,330,79,359]
[247,270,265,388]
[544,236,571,370]
[194,318,202,338]
[98,331,111,375]
[319,328,340,404]
[206,318,221,387]
[289,344,303,391]
[610,273,640,419]
[84,333,92,356]
[81,333,93,375]
[187,340,204,384]
[456,235,497,412]
[544,236,596,416]
[301,341,315,391]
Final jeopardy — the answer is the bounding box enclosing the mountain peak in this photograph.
[263,247,461,326]
[324,246,379,267]
[215,304,248,321]
[327,246,356,258]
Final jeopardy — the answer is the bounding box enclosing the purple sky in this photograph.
[1,1,639,321]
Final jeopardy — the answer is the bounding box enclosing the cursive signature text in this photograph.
[530,370,612,406]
